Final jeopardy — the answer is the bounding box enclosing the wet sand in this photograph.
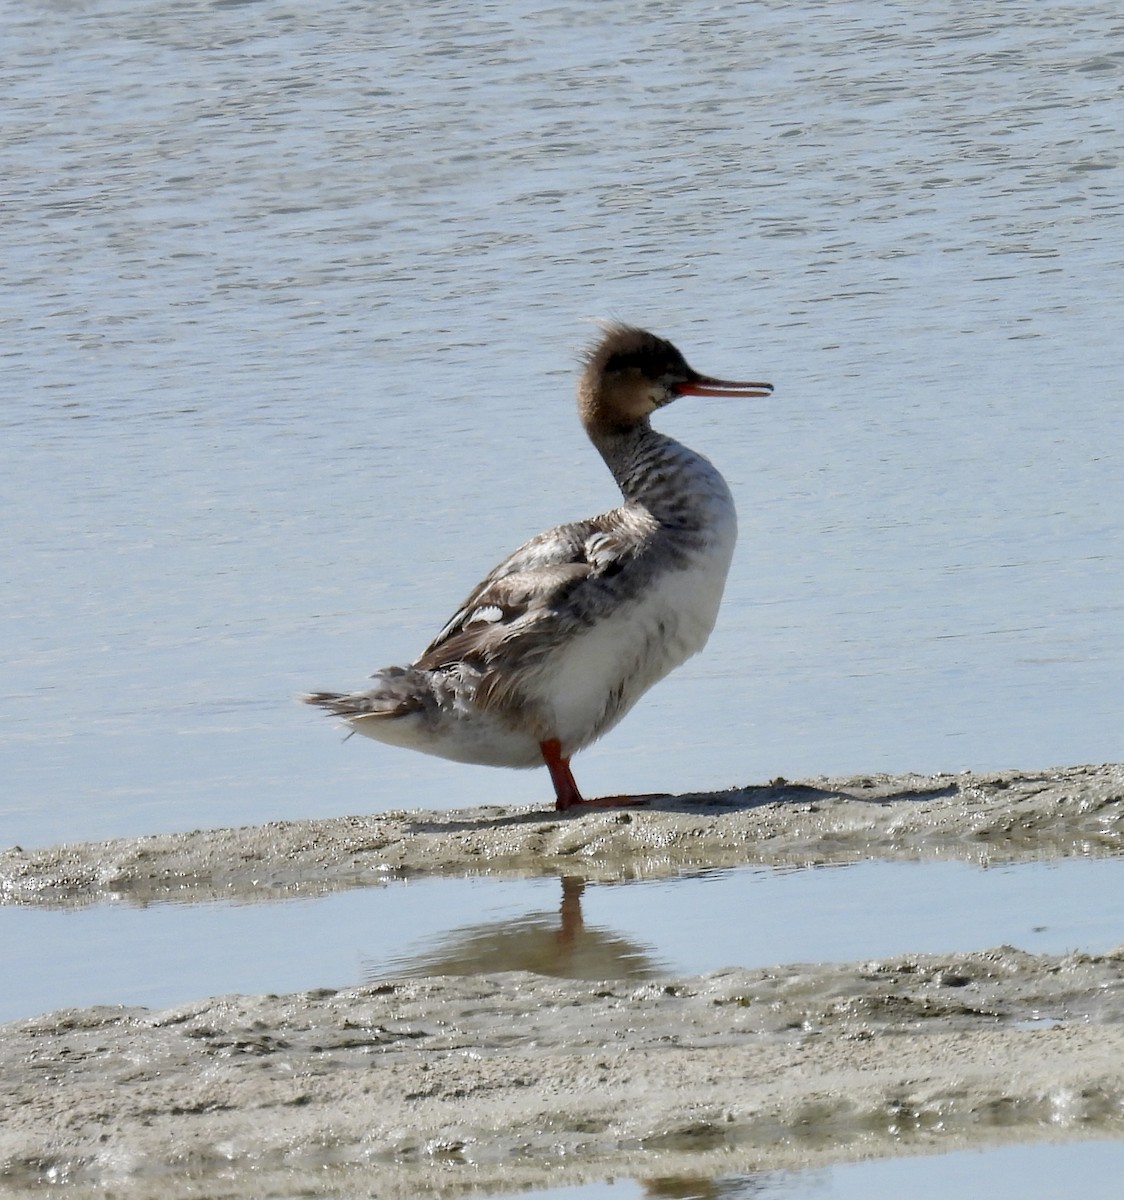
[4,763,1121,906]
[2,764,1122,1196]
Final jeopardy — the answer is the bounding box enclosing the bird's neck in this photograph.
[589,422,735,532]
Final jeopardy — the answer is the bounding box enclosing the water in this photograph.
[3,0,1122,846]
[511,1138,1124,1199]
[4,857,1121,1024]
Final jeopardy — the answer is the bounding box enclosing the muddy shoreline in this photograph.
[3,763,1121,907]
[2,763,1122,1196]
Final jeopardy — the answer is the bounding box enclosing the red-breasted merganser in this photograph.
[304,324,773,810]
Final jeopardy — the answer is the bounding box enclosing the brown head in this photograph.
[578,324,773,437]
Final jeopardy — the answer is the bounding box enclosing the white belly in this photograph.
[534,536,736,755]
[347,701,544,768]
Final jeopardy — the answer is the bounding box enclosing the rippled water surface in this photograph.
[3,0,1121,845]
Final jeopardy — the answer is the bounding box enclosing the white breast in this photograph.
[536,517,737,755]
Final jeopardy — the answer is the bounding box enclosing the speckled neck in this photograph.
[589,422,735,535]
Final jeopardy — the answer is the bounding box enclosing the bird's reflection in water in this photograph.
[363,881,774,1200]
[639,1174,771,1198]
[364,876,667,982]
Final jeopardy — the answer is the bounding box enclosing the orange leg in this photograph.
[539,739,654,812]
[541,738,585,810]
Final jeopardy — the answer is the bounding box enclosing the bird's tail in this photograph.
[301,690,363,715]
[301,666,430,720]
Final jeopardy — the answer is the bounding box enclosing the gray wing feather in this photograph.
[413,511,655,675]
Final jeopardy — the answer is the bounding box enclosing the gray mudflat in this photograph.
[3,764,1121,906]
[2,763,1122,1197]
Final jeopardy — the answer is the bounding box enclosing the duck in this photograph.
[303,324,773,810]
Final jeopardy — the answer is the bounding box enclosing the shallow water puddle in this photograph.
[4,857,1122,1023]
[509,1137,1124,1199]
